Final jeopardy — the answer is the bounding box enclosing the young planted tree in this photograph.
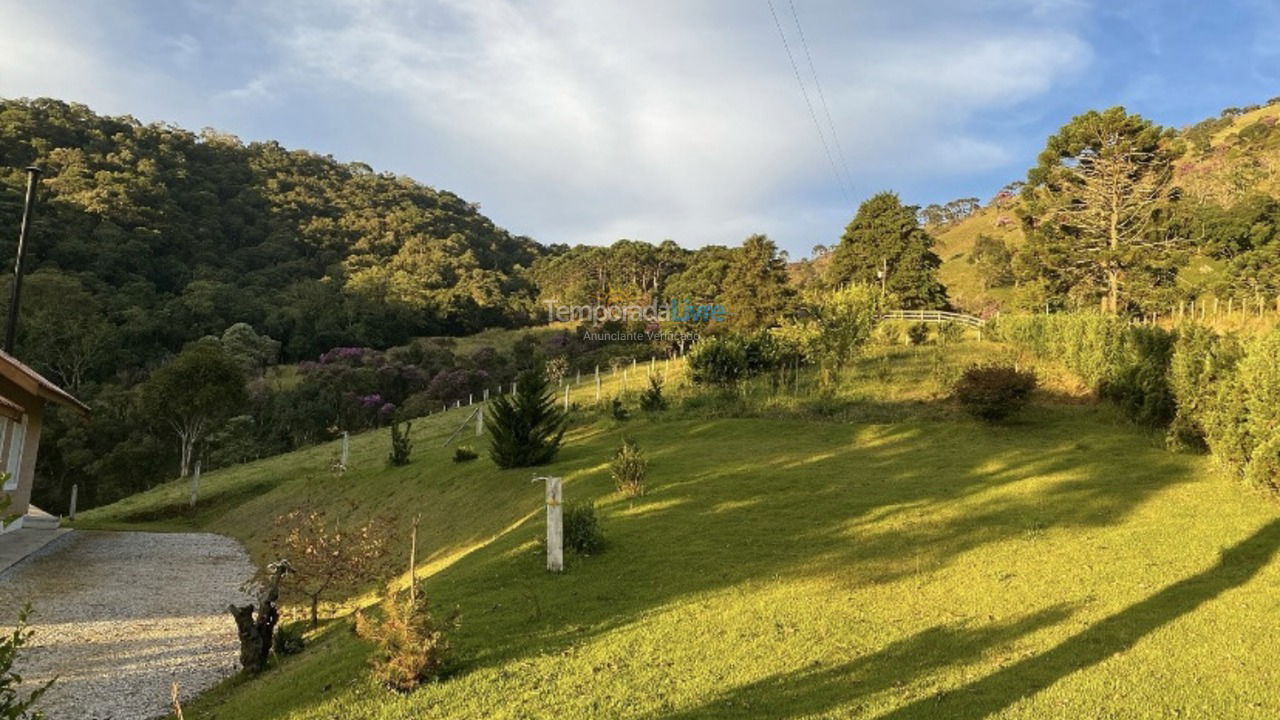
[138,340,247,477]
[485,369,568,468]
[775,285,884,385]
[271,502,388,627]
[1021,106,1179,314]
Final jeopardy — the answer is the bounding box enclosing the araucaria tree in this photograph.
[1020,106,1179,314]
[485,369,568,468]
[826,192,947,309]
[138,340,247,477]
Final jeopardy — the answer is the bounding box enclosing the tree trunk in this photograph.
[229,560,291,673]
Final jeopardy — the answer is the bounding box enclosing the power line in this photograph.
[766,0,852,207]
[787,0,855,197]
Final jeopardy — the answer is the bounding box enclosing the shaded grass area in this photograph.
[78,342,1280,719]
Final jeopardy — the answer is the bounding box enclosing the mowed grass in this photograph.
[78,343,1280,719]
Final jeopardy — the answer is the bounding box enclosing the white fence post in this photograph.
[68,484,77,520]
[341,431,350,467]
[537,476,564,572]
[190,460,202,508]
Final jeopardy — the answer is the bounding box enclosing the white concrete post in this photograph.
[341,431,350,467]
[650,357,655,373]
[468,393,473,406]
[595,365,601,401]
[68,484,77,520]
[190,460,202,508]
[476,406,484,436]
[564,385,570,411]
[538,476,563,572]
[484,388,490,401]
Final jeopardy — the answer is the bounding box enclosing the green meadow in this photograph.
[78,342,1280,719]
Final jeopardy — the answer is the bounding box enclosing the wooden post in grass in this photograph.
[68,484,77,520]
[537,476,564,572]
[340,431,350,467]
[409,514,420,609]
[190,460,202,507]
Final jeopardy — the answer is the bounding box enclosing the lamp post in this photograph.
[5,166,42,354]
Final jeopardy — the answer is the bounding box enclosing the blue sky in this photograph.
[1,0,1278,257]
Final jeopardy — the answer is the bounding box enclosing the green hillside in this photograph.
[77,341,1280,719]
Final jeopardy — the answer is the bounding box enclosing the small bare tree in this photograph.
[271,502,388,627]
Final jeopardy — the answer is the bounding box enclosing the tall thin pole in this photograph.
[5,166,41,354]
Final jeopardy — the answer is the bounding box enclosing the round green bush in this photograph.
[1244,432,1280,494]
[953,364,1038,422]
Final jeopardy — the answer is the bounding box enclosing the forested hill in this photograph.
[0,97,543,369]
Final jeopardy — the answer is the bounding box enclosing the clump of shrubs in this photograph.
[1244,433,1280,494]
[452,445,478,463]
[611,438,648,497]
[563,499,605,555]
[272,623,306,656]
[954,364,1038,422]
[639,375,667,411]
[610,397,630,421]
[388,420,413,467]
[906,323,930,345]
[355,585,458,693]
[0,604,52,717]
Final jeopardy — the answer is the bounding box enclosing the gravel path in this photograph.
[0,531,256,720]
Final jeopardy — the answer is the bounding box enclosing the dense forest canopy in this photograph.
[0,97,544,368]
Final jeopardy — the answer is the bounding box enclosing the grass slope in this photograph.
[79,343,1280,719]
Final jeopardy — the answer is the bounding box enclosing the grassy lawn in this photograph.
[77,342,1280,719]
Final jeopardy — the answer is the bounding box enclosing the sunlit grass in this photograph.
[78,340,1280,719]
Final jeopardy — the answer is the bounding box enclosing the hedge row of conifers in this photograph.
[992,313,1280,494]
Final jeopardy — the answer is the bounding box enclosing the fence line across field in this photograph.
[881,310,986,328]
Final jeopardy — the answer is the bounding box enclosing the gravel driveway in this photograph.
[0,531,256,720]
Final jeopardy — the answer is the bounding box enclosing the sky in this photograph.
[1,0,1278,257]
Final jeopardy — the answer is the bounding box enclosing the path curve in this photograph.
[0,531,256,720]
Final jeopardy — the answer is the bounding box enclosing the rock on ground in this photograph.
[0,531,256,720]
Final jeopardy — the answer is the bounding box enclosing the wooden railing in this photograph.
[881,309,986,328]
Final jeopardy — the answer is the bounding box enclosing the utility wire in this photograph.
[787,0,855,197]
[766,0,851,207]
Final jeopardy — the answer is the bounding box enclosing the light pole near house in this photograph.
[5,167,42,354]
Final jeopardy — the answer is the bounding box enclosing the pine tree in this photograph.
[826,192,948,309]
[721,234,792,330]
[485,369,568,468]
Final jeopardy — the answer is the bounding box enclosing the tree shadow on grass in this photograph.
[643,604,1077,720]
[868,516,1280,720]
[432,408,1198,670]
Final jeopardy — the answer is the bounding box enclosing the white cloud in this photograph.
[0,0,1092,252]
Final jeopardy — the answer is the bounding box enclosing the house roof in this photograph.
[0,349,91,417]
